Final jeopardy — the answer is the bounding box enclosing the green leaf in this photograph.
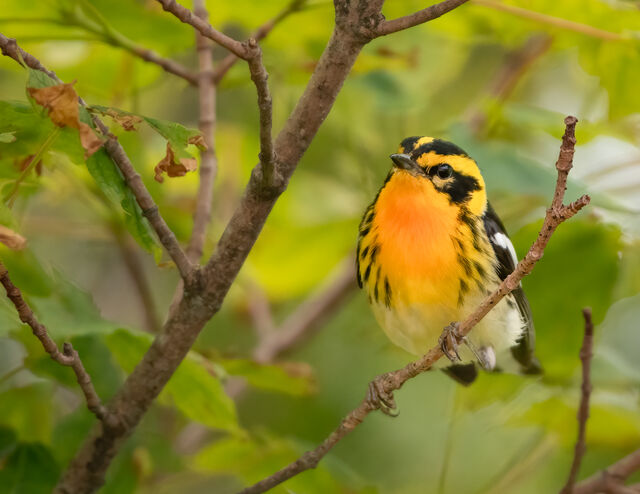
[0,443,60,494]
[86,148,160,259]
[105,329,239,432]
[219,358,317,396]
[90,105,204,160]
[0,384,53,443]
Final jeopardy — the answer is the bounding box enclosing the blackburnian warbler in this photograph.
[357,137,541,395]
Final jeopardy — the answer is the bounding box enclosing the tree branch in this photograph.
[154,0,248,59]
[0,262,110,422]
[561,308,595,494]
[237,116,590,494]
[574,448,640,494]
[211,0,307,84]
[375,0,471,37]
[153,0,275,185]
[187,0,218,263]
[0,33,195,281]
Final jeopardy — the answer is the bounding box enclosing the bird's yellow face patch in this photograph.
[394,136,487,217]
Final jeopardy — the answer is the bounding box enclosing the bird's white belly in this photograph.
[371,292,524,367]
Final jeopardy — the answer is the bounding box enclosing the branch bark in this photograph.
[574,448,640,494]
[0,262,110,423]
[561,308,595,494]
[375,0,471,37]
[237,116,590,494]
[187,0,218,263]
[155,0,248,58]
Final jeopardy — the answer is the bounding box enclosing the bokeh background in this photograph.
[1,0,640,493]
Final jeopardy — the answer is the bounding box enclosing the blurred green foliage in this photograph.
[0,0,639,493]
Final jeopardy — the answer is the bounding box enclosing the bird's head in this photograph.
[389,136,487,216]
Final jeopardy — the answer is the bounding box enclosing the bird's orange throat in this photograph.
[366,171,462,305]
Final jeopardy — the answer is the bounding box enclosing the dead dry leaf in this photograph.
[187,134,207,150]
[28,82,103,158]
[154,143,197,183]
[0,225,27,250]
[106,109,143,131]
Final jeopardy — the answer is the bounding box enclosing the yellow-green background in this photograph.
[1,0,640,492]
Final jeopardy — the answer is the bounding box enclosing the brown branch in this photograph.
[375,0,471,37]
[561,308,595,494]
[0,262,109,422]
[237,116,589,494]
[154,0,248,59]
[246,40,276,186]
[211,0,307,84]
[186,0,218,263]
[574,448,640,494]
[253,258,357,363]
[154,0,275,184]
[0,33,194,281]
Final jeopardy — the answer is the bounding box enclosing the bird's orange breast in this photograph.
[365,171,463,307]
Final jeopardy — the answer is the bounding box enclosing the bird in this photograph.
[356,136,541,410]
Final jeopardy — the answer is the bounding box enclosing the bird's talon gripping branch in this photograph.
[439,321,462,362]
[366,375,398,417]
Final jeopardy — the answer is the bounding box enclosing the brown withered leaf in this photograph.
[106,109,143,131]
[187,134,207,150]
[154,143,197,183]
[0,225,27,250]
[28,82,103,158]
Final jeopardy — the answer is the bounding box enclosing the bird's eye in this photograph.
[436,164,453,179]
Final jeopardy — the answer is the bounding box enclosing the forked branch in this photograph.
[238,116,590,494]
[0,262,110,423]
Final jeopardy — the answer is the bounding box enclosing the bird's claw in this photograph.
[366,375,398,417]
[439,322,462,362]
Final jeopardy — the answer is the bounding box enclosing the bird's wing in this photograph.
[482,202,542,374]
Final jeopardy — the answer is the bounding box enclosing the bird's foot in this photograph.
[439,322,463,362]
[463,337,496,371]
[366,374,398,417]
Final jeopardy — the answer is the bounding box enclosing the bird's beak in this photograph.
[390,153,418,173]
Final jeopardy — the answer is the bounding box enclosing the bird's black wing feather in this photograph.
[483,202,542,374]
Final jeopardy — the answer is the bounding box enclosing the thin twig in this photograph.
[375,0,471,37]
[187,0,218,263]
[211,0,307,84]
[154,0,247,59]
[237,116,590,494]
[561,308,595,494]
[472,0,627,42]
[0,262,110,422]
[573,448,640,494]
[154,1,275,186]
[246,40,276,186]
[0,33,194,281]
